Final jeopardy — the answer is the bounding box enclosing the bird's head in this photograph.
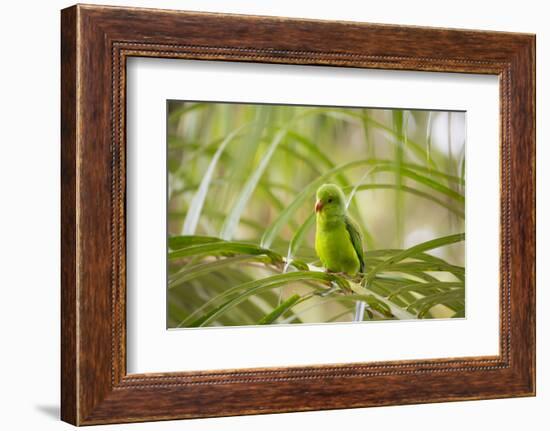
[315,183,346,217]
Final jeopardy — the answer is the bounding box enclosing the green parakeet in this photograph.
[314,184,365,276]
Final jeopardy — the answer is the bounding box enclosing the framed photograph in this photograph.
[61,4,536,425]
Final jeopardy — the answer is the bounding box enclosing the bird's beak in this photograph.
[315,200,323,213]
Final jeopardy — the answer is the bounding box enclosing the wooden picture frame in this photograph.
[61,4,535,425]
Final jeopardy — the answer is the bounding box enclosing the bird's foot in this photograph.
[331,271,352,279]
[325,269,347,277]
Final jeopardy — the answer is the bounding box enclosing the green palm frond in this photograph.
[167,102,466,327]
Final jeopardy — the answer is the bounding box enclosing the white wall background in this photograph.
[0,0,546,429]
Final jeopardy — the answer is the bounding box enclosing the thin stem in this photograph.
[354,300,366,322]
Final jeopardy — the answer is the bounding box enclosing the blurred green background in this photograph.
[167,101,465,328]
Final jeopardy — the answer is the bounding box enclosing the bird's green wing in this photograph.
[345,214,365,273]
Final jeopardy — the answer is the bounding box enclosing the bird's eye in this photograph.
[328,198,333,203]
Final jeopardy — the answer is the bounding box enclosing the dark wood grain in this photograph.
[61,4,536,425]
[60,6,78,425]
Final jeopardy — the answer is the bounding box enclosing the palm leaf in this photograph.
[184,271,350,327]
[258,294,302,324]
[365,233,465,283]
[182,125,246,235]
[220,130,287,240]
